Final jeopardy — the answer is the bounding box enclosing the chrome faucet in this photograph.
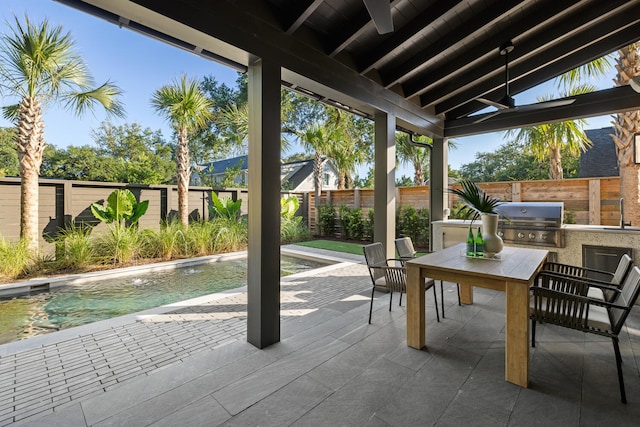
[620,198,631,229]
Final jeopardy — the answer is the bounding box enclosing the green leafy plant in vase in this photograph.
[449,179,504,257]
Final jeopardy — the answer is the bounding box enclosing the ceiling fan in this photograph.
[363,0,393,34]
[473,42,576,124]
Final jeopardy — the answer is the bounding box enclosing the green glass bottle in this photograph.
[475,226,484,257]
[466,227,475,257]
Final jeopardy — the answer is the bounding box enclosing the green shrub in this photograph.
[281,216,311,243]
[339,205,365,240]
[564,210,576,224]
[318,204,336,237]
[91,189,149,227]
[364,209,374,242]
[396,206,430,248]
[209,192,242,219]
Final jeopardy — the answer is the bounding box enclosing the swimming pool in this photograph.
[0,255,331,345]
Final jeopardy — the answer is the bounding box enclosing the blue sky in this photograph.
[0,0,615,174]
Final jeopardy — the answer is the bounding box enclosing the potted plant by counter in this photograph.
[450,179,504,256]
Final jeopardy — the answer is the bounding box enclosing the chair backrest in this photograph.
[609,266,640,333]
[363,242,387,282]
[395,237,416,259]
[605,254,634,301]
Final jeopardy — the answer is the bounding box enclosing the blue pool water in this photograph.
[0,255,331,344]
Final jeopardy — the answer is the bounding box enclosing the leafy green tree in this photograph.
[458,140,581,182]
[282,152,312,163]
[396,175,413,187]
[152,75,214,227]
[40,145,113,181]
[354,167,375,188]
[0,127,18,177]
[92,122,174,184]
[0,16,125,252]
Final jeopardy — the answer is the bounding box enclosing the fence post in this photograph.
[354,188,360,208]
[63,181,73,227]
[589,179,601,225]
[511,182,521,202]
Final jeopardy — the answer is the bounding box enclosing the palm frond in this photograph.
[449,179,503,221]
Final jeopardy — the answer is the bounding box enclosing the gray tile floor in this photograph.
[2,246,640,426]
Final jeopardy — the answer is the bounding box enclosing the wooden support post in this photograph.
[373,112,396,259]
[247,57,281,349]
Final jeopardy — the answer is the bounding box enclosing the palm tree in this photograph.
[0,16,124,252]
[396,133,431,186]
[611,43,640,223]
[505,87,594,180]
[152,75,214,227]
[297,122,339,231]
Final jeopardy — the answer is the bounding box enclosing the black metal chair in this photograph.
[541,254,633,302]
[394,237,460,318]
[363,242,440,324]
[530,266,640,403]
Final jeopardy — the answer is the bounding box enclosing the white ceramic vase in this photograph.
[481,213,503,256]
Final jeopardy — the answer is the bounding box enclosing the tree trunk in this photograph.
[17,97,46,253]
[549,146,563,180]
[337,174,345,189]
[176,127,191,228]
[413,160,425,186]
[313,151,323,234]
[613,44,640,225]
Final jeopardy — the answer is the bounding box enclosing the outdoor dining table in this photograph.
[405,243,548,387]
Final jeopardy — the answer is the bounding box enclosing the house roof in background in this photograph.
[580,127,619,178]
[206,155,248,174]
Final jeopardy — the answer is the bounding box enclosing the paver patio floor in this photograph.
[1,245,640,426]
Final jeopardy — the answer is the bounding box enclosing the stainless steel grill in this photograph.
[495,202,565,248]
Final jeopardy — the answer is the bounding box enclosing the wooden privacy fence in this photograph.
[0,176,621,248]
[0,177,307,251]
[308,177,622,233]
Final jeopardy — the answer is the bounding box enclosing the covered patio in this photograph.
[2,245,640,425]
[4,0,639,423]
[53,0,640,351]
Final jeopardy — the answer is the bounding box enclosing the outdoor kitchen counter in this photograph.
[433,220,640,267]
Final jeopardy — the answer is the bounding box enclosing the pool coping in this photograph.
[0,246,361,356]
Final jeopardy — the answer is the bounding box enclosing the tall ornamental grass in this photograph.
[51,223,94,270]
[0,237,34,278]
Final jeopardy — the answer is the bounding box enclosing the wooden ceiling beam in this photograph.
[428,3,640,114]
[283,0,324,35]
[326,0,403,58]
[442,18,640,119]
[401,0,581,100]
[444,86,640,137]
[356,0,463,75]
[113,0,441,133]
[379,0,527,88]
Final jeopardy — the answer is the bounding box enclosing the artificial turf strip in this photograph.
[294,239,365,255]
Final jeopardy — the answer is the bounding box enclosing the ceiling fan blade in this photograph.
[477,98,509,109]
[363,0,393,34]
[472,110,503,124]
[511,98,576,113]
